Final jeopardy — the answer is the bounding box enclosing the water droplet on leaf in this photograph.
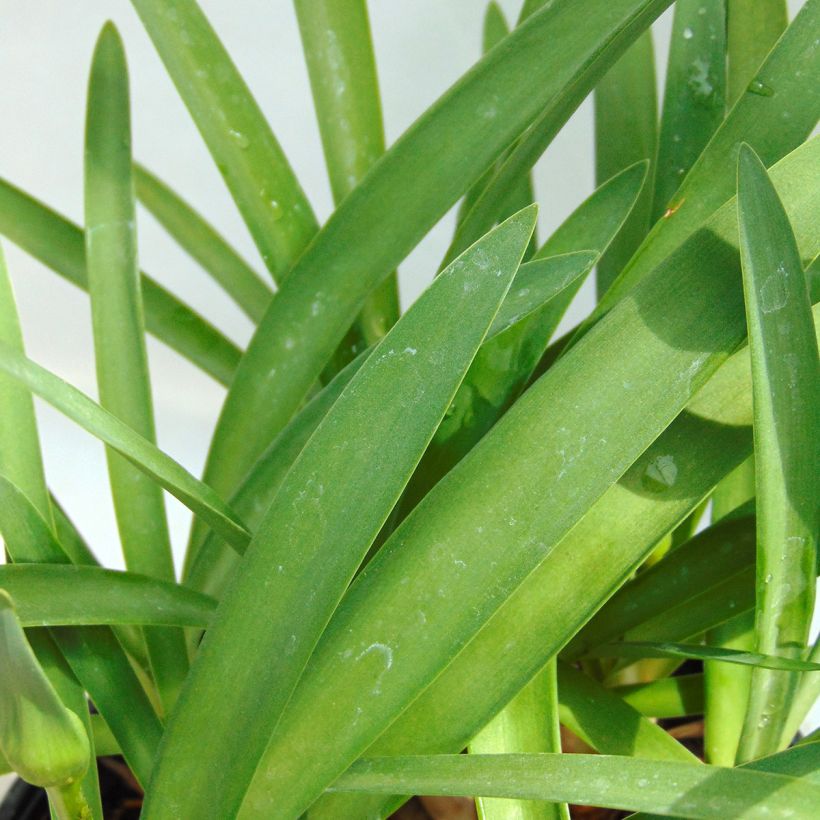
[642,455,678,493]
[228,129,250,148]
[747,79,774,97]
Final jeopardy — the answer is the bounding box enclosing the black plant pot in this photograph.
[0,758,142,819]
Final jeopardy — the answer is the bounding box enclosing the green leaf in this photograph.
[705,457,756,765]
[331,754,820,819]
[0,245,102,816]
[395,163,647,522]
[735,144,819,761]
[612,674,704,719]
[566,515,756,656]
[294,0,398,355]
[744,741,820,784]
[0,178,240,387]
[471,663,568,820]
[144,209,536,820]
[0,343,250,552]
[129,0,318,282]
[0,592,90,789]
[135,164,271,323]
[244,136,820,820]
[556,663,697,762]
[183,351,367,591]
[0,475,162,788]
[593,30,657,296]
[485,254,597,340]
[0,564,215,628]
[456,2,518,231]
[588,641,820,671]
[311,293,817,820]
[456,2,539,264]
[198,0,676,512]
[185,250,594,593]
[0,246,51,521]
[622,565,756,647]
[443,4,668,269]
[652,0,726,222]
[781,636,820,749]
[85,22,187,711]
[727,0,788,105]
[600,0,820,313]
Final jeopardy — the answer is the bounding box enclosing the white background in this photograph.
[0,2,814,791]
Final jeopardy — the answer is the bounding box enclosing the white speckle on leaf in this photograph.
[356,642,394,695]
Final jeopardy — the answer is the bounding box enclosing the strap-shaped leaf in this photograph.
[185,254,594,594]
[470,663,567,820]
[612,674,704,719]
[0,247,50,520]
[0,246,103,816]
[135,164,271,323]
[331,754,820,819]
[556,663,695,761]
[0,178,240,386]
[396,164,647,521]
[593,30,657,296]
[735,144,819,760]
[566,515,756,656]
[600,0,820,312]
[0,565,215,628]
[0,475,162,787]
[129,0,318,282]
[184,352,367,592]
[705,457,756,765]
[243,137,820,819]
[85,22,187,710]
[310,296,817,820]
[143,209,536,820]
[443,3,669,270]
[727,0,787,105]
[743,741,820,783]
[0,343,250,551]
[294,0,398,355]
[198,0,676,512]
[652,0,726,221]
[589,641,820,671]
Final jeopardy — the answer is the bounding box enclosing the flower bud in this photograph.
[0,590,90,787]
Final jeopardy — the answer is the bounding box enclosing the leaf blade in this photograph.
[294,0,398,353]
[84,22,187,710]
[652,0,726,222]
[199,0,677,511]
[129,0,318,281]
[735,144,819,760]
[0,177,241,386]
[144,209,536,820]
[593,30,657,296]
[243,136,820,820]
[0,564,215,628]
[332,754,820,819]
[0,343,250,551]
[135,163,271,323]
